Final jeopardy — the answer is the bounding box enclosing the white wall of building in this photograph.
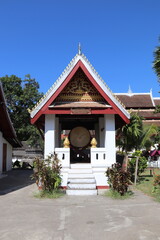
[44,114,56,158]
[0,131,13,174]
[3,138,12,171]
[104,114,116,165]
[55,117,59,148]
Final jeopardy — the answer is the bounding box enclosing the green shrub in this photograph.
[128,151,148,181]
[32,153,62,191]
[106,163,131,196]
[34,189,65,199]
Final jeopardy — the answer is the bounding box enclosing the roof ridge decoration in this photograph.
[30,52,129,120]
[149,88,155,107]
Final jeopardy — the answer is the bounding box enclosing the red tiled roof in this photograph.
[143,120,160,126]
[154,98,160,106]
[131,110,160,119]
[115,94,154,108]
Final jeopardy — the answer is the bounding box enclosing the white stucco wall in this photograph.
[55,117,59,148]
[44,114,56,158]
[3,138,12,171]
[0,131,13,174]
[104,114,116,165]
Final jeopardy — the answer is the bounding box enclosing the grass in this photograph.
[136,168,160,202]
[34,189,65,199]
[104,189,134,200]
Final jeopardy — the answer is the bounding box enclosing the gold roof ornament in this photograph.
[91,138,97,148]
[63,137,70,148]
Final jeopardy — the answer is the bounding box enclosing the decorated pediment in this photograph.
[55,68,105,103]
[30,53,130,125]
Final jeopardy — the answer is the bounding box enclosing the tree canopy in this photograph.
[0,74,43,148]
[120,114,143,153]
[117,113,158,152]
[153,43,160,83]
[153,40,160,113]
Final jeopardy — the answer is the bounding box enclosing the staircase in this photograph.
[66,164,98,195]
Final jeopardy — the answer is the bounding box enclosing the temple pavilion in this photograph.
[30,49,131,195]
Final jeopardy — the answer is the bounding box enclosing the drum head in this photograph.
[69,126,91,148]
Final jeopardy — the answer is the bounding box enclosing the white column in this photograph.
[55,117,59,148]
[44,114,56,158]
[59,123,62,147]
[104,114,116,165]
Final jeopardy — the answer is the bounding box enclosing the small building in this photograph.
[30,50,130,194]
[12,141,43,165]
[0,82,21,175]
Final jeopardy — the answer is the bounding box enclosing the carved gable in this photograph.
[55,68,105,103]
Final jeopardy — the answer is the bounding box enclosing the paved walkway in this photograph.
[0,170,160,240]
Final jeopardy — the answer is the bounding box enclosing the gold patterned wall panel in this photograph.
[55,69,105,102]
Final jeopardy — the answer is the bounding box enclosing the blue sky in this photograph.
[0,0,160,97]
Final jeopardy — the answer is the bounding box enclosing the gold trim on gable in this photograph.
[55,69,104,102]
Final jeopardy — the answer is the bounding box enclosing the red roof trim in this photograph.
[37,108,117,115]
[31,60,129,124]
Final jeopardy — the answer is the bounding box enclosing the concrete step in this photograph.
[70,164,92,169]
[67,183,96,189]
[68,168,93,174]
[66,166,97,195]
[66,189,98,196]
[68,173,94,178]
[68,178,96,183]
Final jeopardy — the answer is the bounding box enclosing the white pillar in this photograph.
[44,114,56,158]
[104,114,116,165]
[55,117,59,148]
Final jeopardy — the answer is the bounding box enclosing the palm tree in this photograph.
[139,124,158,150]
[117,114,143,171]
[117,114,158,171]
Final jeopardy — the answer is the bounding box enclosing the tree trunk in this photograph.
[122,152,128,172]
[134,156,139,185]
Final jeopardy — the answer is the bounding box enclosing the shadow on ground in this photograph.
[0,169,34,195]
